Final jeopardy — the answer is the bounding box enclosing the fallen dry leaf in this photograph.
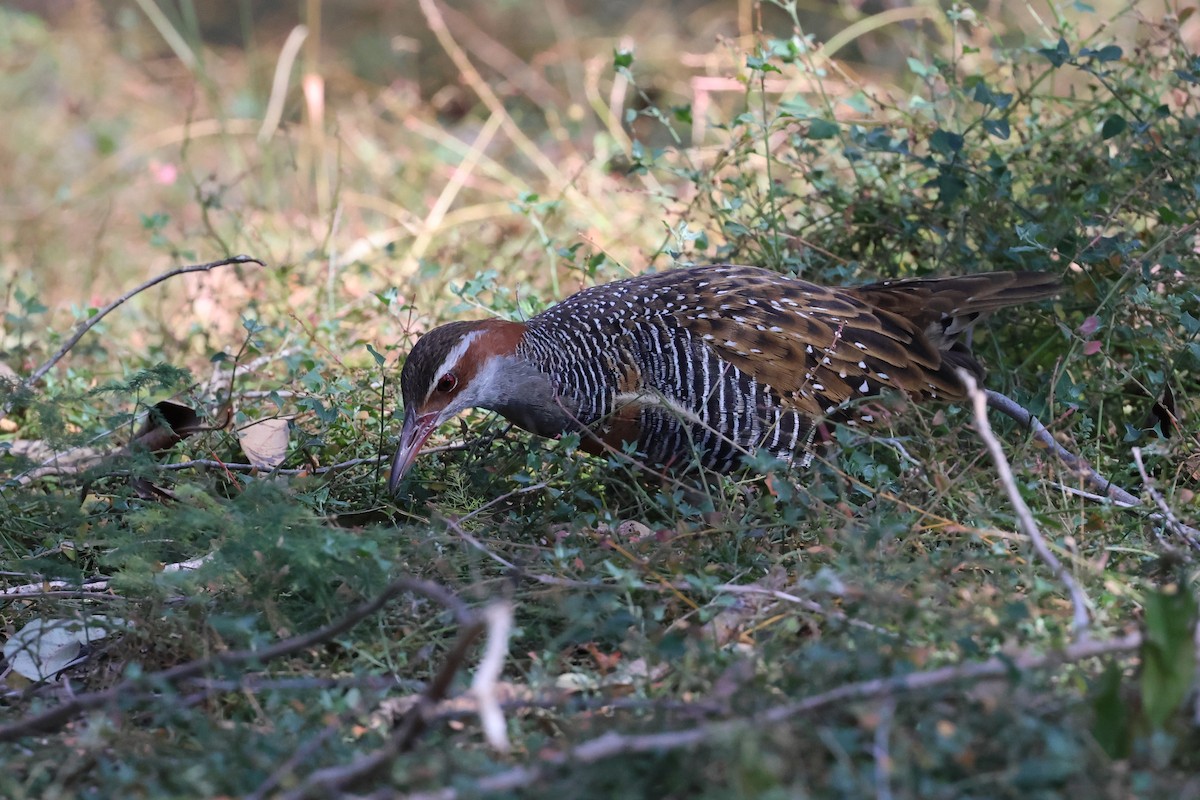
[130,400,204,453]
[237,418,290,469]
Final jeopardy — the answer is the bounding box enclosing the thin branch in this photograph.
[872,697,895,800]
[985,389,1140,506]
[156,456,380,474]
[453,482,549,524]
[246,723,340,800]
[2,556,209,598]
[1131,447,1200,552]
[713,582,894,637]
[0,575,466,742]
[372,633,1142,800]
[10,441,481,486]
[2,256,265,421]
[1044,481,1139,507]
[966,374,1092,639]
[987,390,1200,543]
[471,601,514,752]
[283,609,489,799]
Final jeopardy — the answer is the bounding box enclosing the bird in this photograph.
[388,265,1059,493]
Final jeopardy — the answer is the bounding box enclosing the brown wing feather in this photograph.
[658,266,1057,419]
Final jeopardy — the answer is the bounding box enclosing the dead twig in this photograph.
[1131,447,1200,552]
[2,555,210,598]
[471,601,514,752]
[987,389,1200,544]
[8,438,481,487]
[985,389,1139,506]
[1,255,265,422]
[366,633,1142,800]
[966,374,1093,639]
[283,598,514,799]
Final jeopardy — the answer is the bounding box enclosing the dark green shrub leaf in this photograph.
[1180,311,1200,335]
[983,119,1011,139]
[1091,662,1131,758]
[1140,587,1198,728]
[1081,44,1123,62]
[929,129,963,155]
[1101,114,1127,139]
[931,170,967,204]
[1040,37,1072,67]
[1176,68,1200,85]
[807,119,838,139]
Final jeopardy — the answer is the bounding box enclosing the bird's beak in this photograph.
[388,409,440,495]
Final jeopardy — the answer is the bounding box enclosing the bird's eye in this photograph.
[435,373,457,393]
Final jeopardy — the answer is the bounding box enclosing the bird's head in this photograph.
[390,320,518,492]
[389,318,572,494]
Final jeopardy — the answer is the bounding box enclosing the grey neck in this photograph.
[476,353,579,438]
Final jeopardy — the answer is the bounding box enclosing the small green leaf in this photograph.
[612,49,633,69]
[746,55,781,73]
[1176,68,1200,86]
[970,81,994,105]
[929,129,964,155]
[931,170,967,204]
[365,343,386,367]
[1180,311,1200,335]
[1040,37,1072,67]
[983,119,1010,140]
[907,57,932,78]
[1091,662,1130,758]
[1082,44,1123,62]
[807,119,838,139]
[1140,587,1198,728]
[1101,114,1127,139]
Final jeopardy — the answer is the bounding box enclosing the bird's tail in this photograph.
[853,270,1061,323]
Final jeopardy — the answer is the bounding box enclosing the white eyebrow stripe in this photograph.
[425,330,485,403]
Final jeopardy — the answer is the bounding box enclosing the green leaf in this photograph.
[929,129,964,155]
[970,81,994,105]
[1101,114,1127,139]
[931,170,967,204]
[1081,44,1123,62]
[746,55,781,73]
[1176,68,1200,85]
[1040,37,1072,67]
[612,49,633,69]
[983,119,1011,140]
[907,57,932,78]
[807,119,838,139]
[1140,587,1198,728]
[1091,662,1131,758]
[365,343,386,367]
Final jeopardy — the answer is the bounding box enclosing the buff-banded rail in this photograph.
[388,265,1059,493]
